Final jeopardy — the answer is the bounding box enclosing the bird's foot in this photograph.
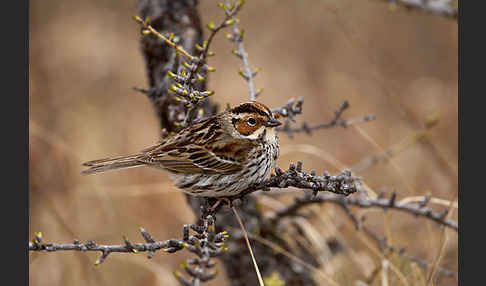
[209,197,232,212]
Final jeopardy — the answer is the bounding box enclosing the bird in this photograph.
[82,101,282,199]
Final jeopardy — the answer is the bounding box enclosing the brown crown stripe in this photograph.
[231,102,271,117]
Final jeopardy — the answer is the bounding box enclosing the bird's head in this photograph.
[227,101,282,140]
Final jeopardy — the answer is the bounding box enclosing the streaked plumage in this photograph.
[82,102,281,197]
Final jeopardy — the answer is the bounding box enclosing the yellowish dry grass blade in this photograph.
[232,207,265,286]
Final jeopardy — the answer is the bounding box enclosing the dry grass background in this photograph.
[29,0,458,285]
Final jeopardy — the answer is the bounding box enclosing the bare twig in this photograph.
[224,0,260,101]
[271,97,304,122]
[275,100,376,138]
[29,218,228,285]
[267,191,457,231]
[134,15,197,61]
[29,225,224,261]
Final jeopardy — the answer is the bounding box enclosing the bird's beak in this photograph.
[265,117,282,127]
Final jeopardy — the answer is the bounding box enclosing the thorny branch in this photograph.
[29,231,184,264]
[267,191,457,231]
[238,161,358,200]
[271,97,304,122]
[273,98,376,138]
[29,216,228,285]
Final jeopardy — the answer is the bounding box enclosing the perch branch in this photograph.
[237,161,358,199]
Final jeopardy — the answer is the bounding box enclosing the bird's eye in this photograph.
[247,117,257,126]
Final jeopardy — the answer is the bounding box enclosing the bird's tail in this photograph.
[82,154,144,175]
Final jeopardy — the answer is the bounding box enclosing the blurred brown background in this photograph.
[29,0,457,285]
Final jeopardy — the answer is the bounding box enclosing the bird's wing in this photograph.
[138,139,252,174]
[137,118,254,174]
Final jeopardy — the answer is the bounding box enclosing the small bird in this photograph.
[82,101,282,198]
